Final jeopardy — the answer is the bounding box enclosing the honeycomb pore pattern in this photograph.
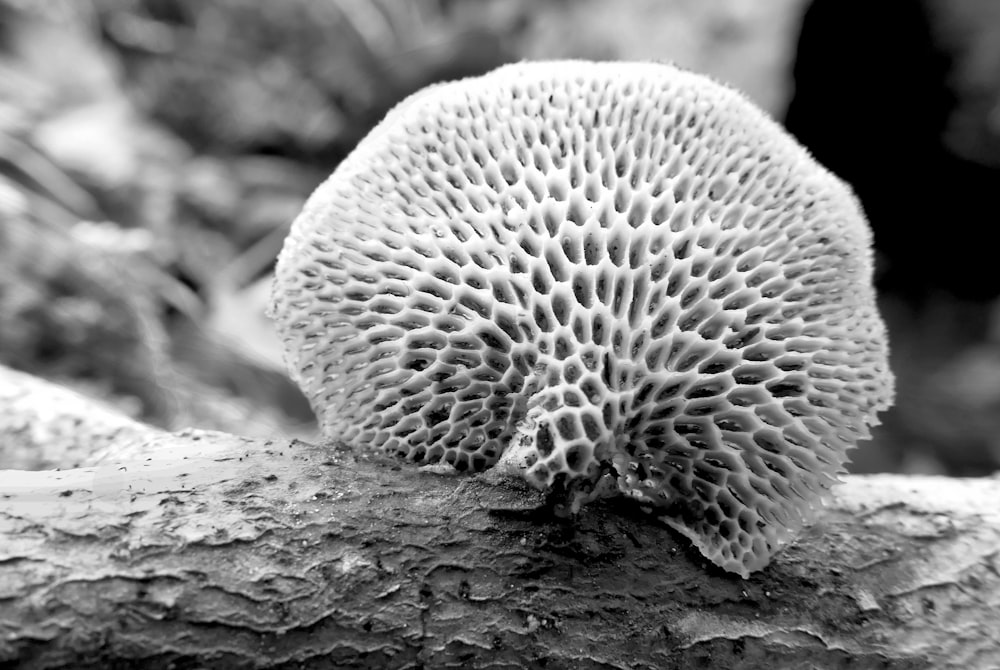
[270,61,894,577]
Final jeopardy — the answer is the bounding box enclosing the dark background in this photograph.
[2,0,998,476]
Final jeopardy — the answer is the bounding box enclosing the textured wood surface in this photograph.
[2,367,999,669]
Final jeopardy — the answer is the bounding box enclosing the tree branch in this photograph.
[0,365,161,470]
[1,368,998,669]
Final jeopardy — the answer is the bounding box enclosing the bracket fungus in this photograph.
[270,61,894,577]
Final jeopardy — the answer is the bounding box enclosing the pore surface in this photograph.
[271,61,894,576]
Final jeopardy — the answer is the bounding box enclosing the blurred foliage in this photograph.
[0,0,998,475]
[926,0,1000,168]
[92,0,531,159]
[0,205,172,422]
[856,298,1000,476]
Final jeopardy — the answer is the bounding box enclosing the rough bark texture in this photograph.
[0,366,162,470]
[1,370,999,669]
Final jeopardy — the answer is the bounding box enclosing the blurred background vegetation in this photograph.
[2,0,998,476]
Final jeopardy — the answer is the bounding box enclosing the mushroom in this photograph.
[270,61,894,577]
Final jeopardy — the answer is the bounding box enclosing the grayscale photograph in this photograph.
[1,1,998,668]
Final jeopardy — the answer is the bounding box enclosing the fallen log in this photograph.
[1,369,998,669]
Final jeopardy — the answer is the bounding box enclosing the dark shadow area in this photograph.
[785,0,1000,474]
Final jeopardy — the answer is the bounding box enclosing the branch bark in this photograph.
[0,365,161,470]
[2,369,999,669]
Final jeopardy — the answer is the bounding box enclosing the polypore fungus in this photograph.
[270,61,894,577]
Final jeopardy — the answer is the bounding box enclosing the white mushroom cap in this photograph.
[270,61,894,577]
